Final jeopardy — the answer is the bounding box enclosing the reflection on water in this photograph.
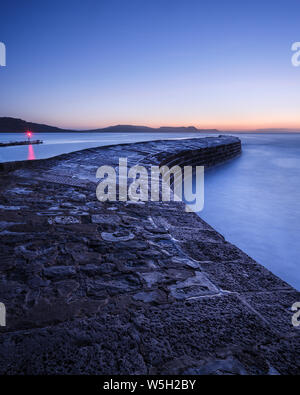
[27,144,36,160]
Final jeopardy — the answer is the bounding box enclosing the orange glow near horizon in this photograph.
[3,1,300,136]
[48,118,300,132]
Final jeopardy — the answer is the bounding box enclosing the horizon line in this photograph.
[1,116,300,133]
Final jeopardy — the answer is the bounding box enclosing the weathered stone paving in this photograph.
[0,136,299,375]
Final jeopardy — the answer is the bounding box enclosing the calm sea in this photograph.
[1,132,299,290]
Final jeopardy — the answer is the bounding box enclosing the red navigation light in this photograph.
[26,131,32,138]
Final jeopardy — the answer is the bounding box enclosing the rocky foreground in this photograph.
[0,136,299,374]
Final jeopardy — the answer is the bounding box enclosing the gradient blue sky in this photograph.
[0,0,300,130]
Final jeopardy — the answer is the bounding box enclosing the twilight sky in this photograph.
[0,0,300,130]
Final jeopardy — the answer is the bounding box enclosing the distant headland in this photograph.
[1,117,299,134]
[0,117,219,134]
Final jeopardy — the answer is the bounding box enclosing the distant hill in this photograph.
[0,117,68,133]
[0,117,219,134]
[88,125,219,133]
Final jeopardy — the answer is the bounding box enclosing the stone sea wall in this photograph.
[0,136,299,375]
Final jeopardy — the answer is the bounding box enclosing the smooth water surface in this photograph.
[200,133,300,290]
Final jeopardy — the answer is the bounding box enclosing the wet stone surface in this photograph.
[0,136,299,375]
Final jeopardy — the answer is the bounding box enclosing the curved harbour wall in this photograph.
[0,136,299,375]
[159,135,241,168]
